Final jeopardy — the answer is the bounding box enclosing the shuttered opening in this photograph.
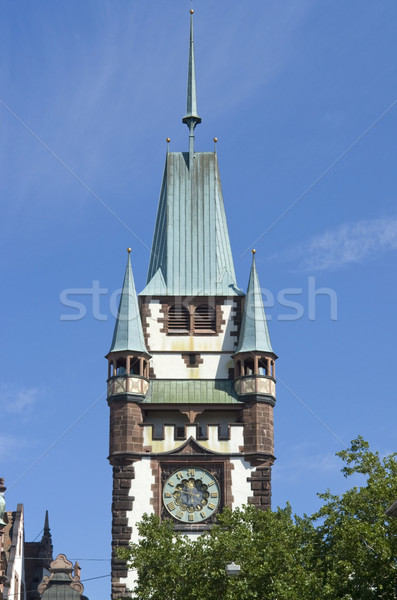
[194,304,216,332]
[168,305,190,332]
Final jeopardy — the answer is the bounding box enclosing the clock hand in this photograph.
[180,490,200,497]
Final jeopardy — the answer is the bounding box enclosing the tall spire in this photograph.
[235,251,274,355]
[43,510,50,537]
[182,9,201,160]
[108,250,149,355]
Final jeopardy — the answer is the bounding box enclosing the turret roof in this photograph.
[235,253,273,354]
[109,252,149,355]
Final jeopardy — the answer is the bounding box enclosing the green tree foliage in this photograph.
[313,436,397,599]
[118,438,397,600]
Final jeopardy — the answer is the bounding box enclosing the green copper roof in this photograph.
[109,253,149,355]
[235,253,273,354]
[143,379,241,404]
[141,152,242,297]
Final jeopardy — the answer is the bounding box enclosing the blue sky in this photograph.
[1,1,396,598]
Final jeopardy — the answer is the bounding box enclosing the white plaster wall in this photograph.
[230,458,255,510]
[6,511,25,600]
[151,352,233,379]
[143,424,244,454]
[183,531,202,542]
[145,300,238,354]
[128,459,155,543]
[198,411,239,438]
[123,458,155,593]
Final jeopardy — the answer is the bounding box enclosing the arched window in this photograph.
[168,305,190,332]
[194,304,216,332]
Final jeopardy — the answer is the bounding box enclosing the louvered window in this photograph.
[168,305,190,332]
[194,304,216,332]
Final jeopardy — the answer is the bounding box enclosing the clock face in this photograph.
[162,467,220,523]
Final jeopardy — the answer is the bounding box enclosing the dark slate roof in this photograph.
[141,152,242,297]
[235,253,273,354]
[108,253,149,355]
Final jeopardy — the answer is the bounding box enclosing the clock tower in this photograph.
[106,11,277,599]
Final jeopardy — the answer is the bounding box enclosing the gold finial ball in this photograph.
[213,137,218,143]
[127,248,132,254]
[190,9,194,14]
[252,249,256,255]
[166,137,171,143]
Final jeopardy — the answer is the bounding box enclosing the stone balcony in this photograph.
[234,375,275,402]
[107,374,150,400]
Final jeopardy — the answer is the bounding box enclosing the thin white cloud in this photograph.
[277,216,397,271]
[0,383,39,415]
[274,447,339,479]
[0,434,24,461]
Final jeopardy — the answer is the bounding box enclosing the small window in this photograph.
[245,359,254,375]
[258,359,268,376]
[176,425,185,438]
[168,305,190,332]
[194,304,216,332]
[130,358,140,375]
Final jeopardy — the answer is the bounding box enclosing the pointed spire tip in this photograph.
[183,4,201,144]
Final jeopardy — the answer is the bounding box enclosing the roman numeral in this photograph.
[167,502,176,511]
[211,492,218,498]
[208,502,215,510]
[187,469,195,477]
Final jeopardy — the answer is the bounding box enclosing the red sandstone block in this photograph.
[248,496,261,505]
[251,481,262,490]
[120,479,131,488]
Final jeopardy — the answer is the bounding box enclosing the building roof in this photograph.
[140,10,241,298]
[141,152,242,297]
[235,253,273,354]
[38,555,87,600]
[24,511,53,600]
[108,253,149,355]
[143,379,241,404]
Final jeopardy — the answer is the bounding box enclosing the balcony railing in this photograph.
[107,375,150,399]
[234,375,275,398]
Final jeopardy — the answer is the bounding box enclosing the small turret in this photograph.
[106,249,151,401]
[233,250,277,404]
